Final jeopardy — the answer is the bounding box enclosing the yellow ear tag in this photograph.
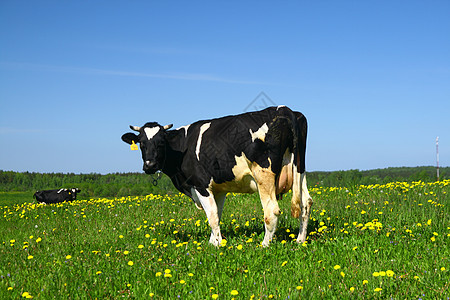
[130,140,138,151]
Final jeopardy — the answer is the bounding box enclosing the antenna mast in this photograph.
[436,136,440,181]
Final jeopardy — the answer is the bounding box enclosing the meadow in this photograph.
[0,180,448,299]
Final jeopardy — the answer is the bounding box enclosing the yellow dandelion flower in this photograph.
[379,271,386,277]
[362,280,368,285]
[281,261,288,267]
[386,270,394,277]
[350,287,355,292]
[333,265,341,270]
[123,250,129,255]
[65,255,72,260]
[236,244,243,250]
[296,285,303,290]
[441,267,446,271]
[373,272,379,277]
[340,271,345,277]
[374,287,382,292]
[230,290,239,296]
[220,239,227,247]
[96,271,102,275]
[119,235,124,239]
[27,255,33,260]
[180,280,186,284]
[138,244,144,249]
[128,261,134,266]
[155,272,162,277]
[246,238,253,243]
[212,294,219,299]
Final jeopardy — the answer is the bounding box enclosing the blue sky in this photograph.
[1,1,449,174]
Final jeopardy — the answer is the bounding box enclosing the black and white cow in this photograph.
[122,106,313,247]
[33,188,81,204]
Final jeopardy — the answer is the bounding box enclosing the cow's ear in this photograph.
[122,133,139,145]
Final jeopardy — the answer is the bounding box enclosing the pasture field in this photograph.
[1,180,449,299]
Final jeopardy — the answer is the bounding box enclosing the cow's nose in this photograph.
[144,161,156,170]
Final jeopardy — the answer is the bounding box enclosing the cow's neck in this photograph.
[158,130,192,196]
[160,130,186,177]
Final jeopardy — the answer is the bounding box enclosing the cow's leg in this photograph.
[214,192,227,221]
[297,172,313,243]
[254,167,280,247]
[192,189,222,247]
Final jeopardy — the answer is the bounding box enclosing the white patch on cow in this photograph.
[210,153,257,194]
[196,122,211,160]
[249,123,268,142]
[176,124,191,137]
[277,105,286,110]
[144,127,160,140]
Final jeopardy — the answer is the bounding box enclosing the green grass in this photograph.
[1,180,449,299]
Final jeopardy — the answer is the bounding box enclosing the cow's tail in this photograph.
[290,113,309,218]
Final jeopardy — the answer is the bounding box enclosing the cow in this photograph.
[121,106,313,247]
[33,188,81,204]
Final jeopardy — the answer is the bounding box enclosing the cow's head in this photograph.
[121,122,173,174]
[70,188,81,200]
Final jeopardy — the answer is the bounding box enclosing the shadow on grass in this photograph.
[174,218,320,245]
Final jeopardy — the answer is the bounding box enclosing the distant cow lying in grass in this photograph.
[33,188,81,204]
[122,106,313,247]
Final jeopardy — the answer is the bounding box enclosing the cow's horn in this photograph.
[130,125,141,132]
[163,124,173,130]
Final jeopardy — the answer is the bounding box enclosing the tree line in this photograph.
[0,171,174,198]
[307,166,448,187]
[0,166,447,198]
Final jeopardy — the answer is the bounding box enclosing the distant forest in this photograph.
[0,166,447,198]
